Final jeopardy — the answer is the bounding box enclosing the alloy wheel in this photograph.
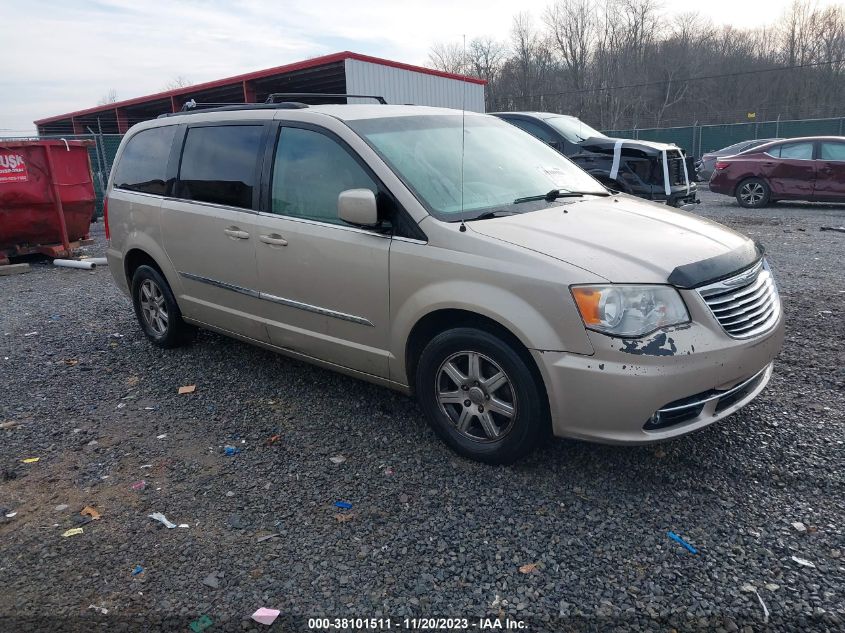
[739,182,765,205]
[139,279,169,336]
[435,351,517,442]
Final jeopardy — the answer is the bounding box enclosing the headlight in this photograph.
[571,285,689,337]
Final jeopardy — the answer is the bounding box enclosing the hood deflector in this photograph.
[668,241,764,289]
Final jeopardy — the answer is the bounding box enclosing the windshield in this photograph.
[347,114,606,219]
[543,116,606,143]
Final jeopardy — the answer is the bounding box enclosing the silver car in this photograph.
[105,103,784,463]
[697,138,782,181]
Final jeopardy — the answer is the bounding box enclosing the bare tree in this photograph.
[466,37,508,110]
[163,76,193,91]
[97,89,118,106]
[544,0,595,91]
[434,0,845,128]
[428,41,467,75]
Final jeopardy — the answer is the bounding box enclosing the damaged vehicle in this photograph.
[491,111,698,207]
[106,103,782,464]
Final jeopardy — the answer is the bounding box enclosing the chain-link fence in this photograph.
[605,116,845,159]
[0,133,123,217]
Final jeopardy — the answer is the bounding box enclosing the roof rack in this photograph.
[157,93,388,119]
[265,93,386,104]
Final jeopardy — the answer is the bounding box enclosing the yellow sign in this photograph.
[747,112,756,120]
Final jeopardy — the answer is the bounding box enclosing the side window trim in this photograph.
[164,124,186,197]
[260,120,425,240]
[171,120,272,212]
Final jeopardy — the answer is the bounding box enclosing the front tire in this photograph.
[131,265,192,348]
[736,178,770,208]
[415,328,548,464]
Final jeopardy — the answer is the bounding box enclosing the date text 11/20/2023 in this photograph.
[307,617,527,630]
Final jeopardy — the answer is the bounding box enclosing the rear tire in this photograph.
[415,328,547,464]
[131,265,193,348]
[735,178,770,208]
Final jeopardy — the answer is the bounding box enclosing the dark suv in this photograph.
[491,112,698,207]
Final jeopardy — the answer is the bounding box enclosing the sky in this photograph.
[0,0,835,133]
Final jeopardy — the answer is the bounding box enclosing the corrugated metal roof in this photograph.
[34,51,486,126]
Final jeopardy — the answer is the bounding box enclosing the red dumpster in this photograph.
[0,139,96,264]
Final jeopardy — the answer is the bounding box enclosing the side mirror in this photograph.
[338,189,378,227]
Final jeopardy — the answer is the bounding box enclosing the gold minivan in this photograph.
[105,101,784,463]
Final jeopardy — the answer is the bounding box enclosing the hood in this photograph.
[467,195,752,285]
[579,136,682,155]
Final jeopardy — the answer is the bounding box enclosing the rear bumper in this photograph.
[708,171,733,195]
[532,304,784,444]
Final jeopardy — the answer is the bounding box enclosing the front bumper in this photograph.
[632,182,699,207]
[532,295,784,444]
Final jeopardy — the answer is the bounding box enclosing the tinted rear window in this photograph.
[113,126,177,194]
[176,125,264,209]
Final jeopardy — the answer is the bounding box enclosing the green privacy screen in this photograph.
[605,117,845,157]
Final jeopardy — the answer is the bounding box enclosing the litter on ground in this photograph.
[334,501,352,510]
[62,528,84,537]
[252,607,281,626]
[329,455,346,464]
[189,615,214,632]
[791,555,816,568]
[80,506,101,520]
[667,531,698,554]
[131,565,144,576]
[148,512,177,529]
[20,457,39,464]
[178,384,196,394]
[754,589,770,623]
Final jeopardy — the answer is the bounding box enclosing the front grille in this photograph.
[697,260,780,338]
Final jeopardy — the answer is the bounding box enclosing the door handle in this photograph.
[259,234,288,246]
[224,227,250,240]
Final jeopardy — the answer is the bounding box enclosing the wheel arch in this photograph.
[121,236,181,297]
[733,174,769,198]
[404,309,549,407]
[124,248,164,287]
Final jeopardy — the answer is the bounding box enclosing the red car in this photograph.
[709,136,845,208]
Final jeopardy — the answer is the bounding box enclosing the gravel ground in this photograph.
[1,189,844,632]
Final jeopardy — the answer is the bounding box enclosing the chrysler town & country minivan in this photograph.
[105,102,784,464]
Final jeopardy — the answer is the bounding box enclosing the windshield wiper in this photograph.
[513,189,609,204]
[464,210,519,222]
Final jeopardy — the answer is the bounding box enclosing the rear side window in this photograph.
[113,126,177,194]
[176,125,263,209]
[820,142,845,161]
[770,142,814,160]
[270,127,377,225]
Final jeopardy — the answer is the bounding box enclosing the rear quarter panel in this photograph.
[105,188,180,298]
